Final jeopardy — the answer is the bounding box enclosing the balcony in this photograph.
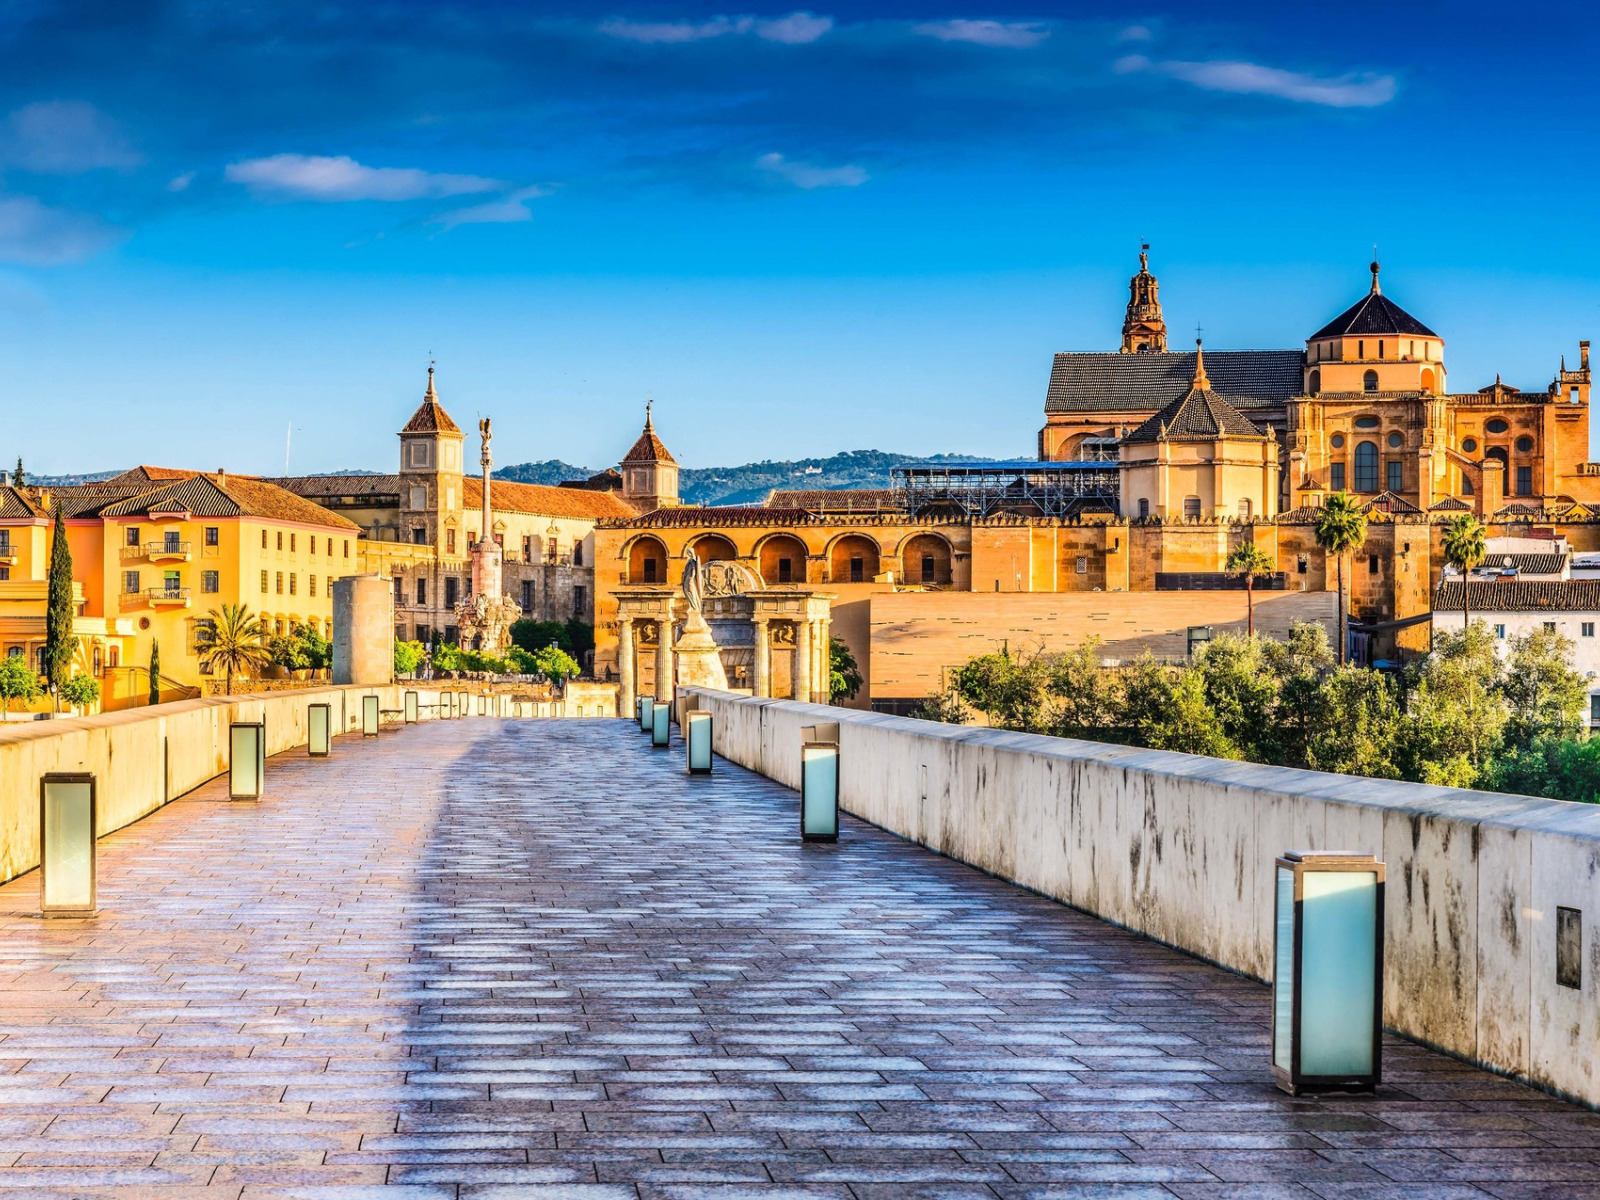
[145,587,192,608]
[122,541,193,562]
[0,545,15,566]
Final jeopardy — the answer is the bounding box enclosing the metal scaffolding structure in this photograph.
[891,460,1120,518]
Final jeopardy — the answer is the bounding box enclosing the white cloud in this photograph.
[224,154,502,201]
[913,19,1049,48]
[431,186,551,230]
[0,194,117,265]
[756,152,866,189]
[1118,24,1153,42]
[599,12,831,44]
[0,101,141,173]
[167,171,195,192]
[1115,54,1397,108]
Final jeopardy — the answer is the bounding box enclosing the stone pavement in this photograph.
[1,720,1599,1200]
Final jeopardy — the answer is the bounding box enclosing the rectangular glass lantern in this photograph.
[800,723,840,842]
[639,695,654,733]
[1272,851,1385,1096]
[651,699,671,748]
[475,693,486,716]
[308,702,332,757]
[39,773,97,917]
[229,721,266,800]
[685,710,713,775]
[362,693,380,736]
[635,696,645,726]
[458,691,468,718]
[404,691,419,723]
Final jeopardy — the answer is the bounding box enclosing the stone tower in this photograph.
[621,404,679,513]
[1120,244,1168,354]
[397,366,466,550]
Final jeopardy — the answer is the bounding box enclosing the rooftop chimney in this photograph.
[1582,340,1591,372]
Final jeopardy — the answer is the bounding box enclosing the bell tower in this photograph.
[1121,244,1168,354]
[620,402,680,513]
[397,365,465,551]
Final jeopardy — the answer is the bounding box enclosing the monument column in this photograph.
[655,618,673,704]
[618,618,635,716]
[795,618,812,704]
[752,616,770,698]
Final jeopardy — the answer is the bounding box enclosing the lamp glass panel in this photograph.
[404,692,418,722]
[1273,865,1295,1073]
[42,781,93,910]
[801,745,838,836]
[309,705,330,754]
[640,697,654,731]
[687,713,712,770]
[230,724,261,796]
[362,694,379,734]
[1299,870,1378,1076]
[651,702,670,746]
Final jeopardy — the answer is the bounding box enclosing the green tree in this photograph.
[11,456,23,487]
[58,672,101,712]
[949,647,1048,732]
[43,508,75,707]
[195,604,269,695]
[511,618,573,656]
[1440,514,1487,632]
[1396,624,1506,785]
[533,644,582,685]
[1314,492,1367,666]
[1482,735,1600,804]
[912,689,967,724]
[1042,638,1119,740]
[1194,634,1280,763]
[828,636,863,703]
[1308,666,1401,779]
[432,641,462,672]
[1225,541,1275,637]
[1262,621,1335,769]
[1502,626,1587,750]
[564,618,595,663]
[148,639,161,706]
[0,654,41,712]
[1117,655,1236,758]
[394,639,425,676]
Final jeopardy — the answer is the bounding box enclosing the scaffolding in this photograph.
[891,460,1120,519]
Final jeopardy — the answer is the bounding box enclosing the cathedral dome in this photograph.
[1311,262,1438,340]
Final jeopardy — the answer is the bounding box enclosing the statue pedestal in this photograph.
[674,609,728,691]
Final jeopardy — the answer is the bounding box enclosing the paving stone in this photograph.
[0,719,1596,1196]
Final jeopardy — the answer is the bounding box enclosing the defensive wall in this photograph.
[685,686,1600,1108]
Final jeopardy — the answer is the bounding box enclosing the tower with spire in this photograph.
[620,401,680,513]
[398,365,467,554]
[1121,245,1168,354]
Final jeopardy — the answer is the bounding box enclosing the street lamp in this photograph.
[308,702,332,757]
[229,720,266,799]
[404,690,419,723]
[685,709,712,775]
[800,722,840,842]
[362,693,380,737]
[651,698,671,748]
[39,773,97,918]
[1272,851,1386,1095]
[639,695,654,734]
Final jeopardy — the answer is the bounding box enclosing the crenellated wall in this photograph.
[685,688,1600,1109]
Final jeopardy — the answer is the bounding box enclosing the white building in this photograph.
[1434,580,1600,728]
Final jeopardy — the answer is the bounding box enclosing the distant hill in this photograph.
[494,451,998,508]
[25,470,123,486]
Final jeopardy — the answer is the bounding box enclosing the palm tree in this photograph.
[1440,513,1487,633]
[1314,492,1368,666]
[1225,542,1275,637]
[196,603,269,695]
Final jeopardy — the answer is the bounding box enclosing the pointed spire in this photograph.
[1369,259,1381,295]
[425,363,437,401]
[644,396,654,433]
[1192,337,1210,390]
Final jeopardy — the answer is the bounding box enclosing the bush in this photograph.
[58,673,101,709]
[394,639,425,676]
[533,645,581,684]
[432,642,462,672]
[0,655,42,711]
[457,648,510,674]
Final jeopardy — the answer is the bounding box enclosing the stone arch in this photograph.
[1420,367,1436,395]
[688,533,738,563]
[828,533,882,583]
[756,532,809,585]
[899,532,953,585]
[625,534,669,584]
[1308,369,1321,394]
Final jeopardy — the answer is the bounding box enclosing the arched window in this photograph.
[1137,498,1149,519]
[1308,369,1321,394]
[1237,498,1252,521]
[1362,370,1379,392]
[1421,368,1436,394]
[1183,496,1202,519]
[1485,447,1510,497]
[1354,441,1379,491]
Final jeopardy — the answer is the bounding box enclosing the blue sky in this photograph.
[2,0,1597,477]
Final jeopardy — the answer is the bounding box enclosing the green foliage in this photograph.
[0,654,42,711]
[1043,638,1119,740]
[1308,666,1401,779]
[533,644,582,684]
[1395,623,1505,783]
[1481,735,1600,803]
[196,604,268,695]
[455,647,510,674]
[11,457,22,487]
[949,647,1050,733]
[1441,514,1487,575]
[432,642,462,671]
[512,619,571,656]
[510,619,593,674]
[148,639,161,706]
[393,639,425,676]
[44,510,75,698]
[268,621,331,672]
[1261,622,1335,769]
[912,689,967,724]
[58,673,101,709]
[1503,626,1587,750]
[1315,492,1367,664]
[1194,634,1278,762]
[828,636,863,703]
[1225,541,1274,577]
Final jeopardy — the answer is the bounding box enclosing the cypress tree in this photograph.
[148,639,161,707]
[12,457,23,487]
[43,507,74,709]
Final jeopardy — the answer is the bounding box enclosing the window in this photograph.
[286,533,294,552]
[163,570,180,594]
[275,571,284,594]
[1387,432,1403,448]
[1237,498,1252,521]
[1075,555,1088,575]
[1362,370,1379,392]
[523,536,532,561]
[1387,461,1403,492]
[0,531,8,556]
[412,527,427,545]
[1378,340,1384,359]
[778,557,793,583]
[1462,437,1477,453]
[409,486,427,510]
[393,578,403,605]
[1516,466,1533,496]
[261,529,268,549]
[1515,435,1534,452]
[1354,441,1379,491]
[643,558,658,583]
[1183,496,1201,518]
[1463,476,1474,495]
[126,526,140,547]
[850,556,864,582]
[410,442,428,468]
[0,566,7,581]
[1354,417,1380,429]
[1297,555,1307,575]
[1592,694,1600,724]
[202,570,219,594]
[1330,433,1345,448]
[1545,621,1558,633]
[260,569,268,594]
[417,624,431,645]
[1330,463,1346,491]
[1137,498,1149,519]
[309,575,316,597]
[163,530,181,551]
[343,540,349,558]
[522,580,532,610]
[288,573,296,595]
[124,570,141,593]
[415,578,427,606]
[205,526,218,547]
[1358,340,1365,358]
[445,576,459,607]
[276,531,283,550]
[573,585,587,616]
[446,529,456,554]
[1583,623,1594,638]
[1486,418,1509,434]
[573,542,583,567]
[1494,624,1506,638]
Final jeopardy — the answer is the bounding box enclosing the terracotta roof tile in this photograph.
[767,488,901,512]
[1435,580,1600,613]
[464,477,637,520]
[268,474,402,500]
[1122,386,1267,444]
[622,417,675,464]
[0,487,44,519]
[400,368,462,435]
[95,474,362,530]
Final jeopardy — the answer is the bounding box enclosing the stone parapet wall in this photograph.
[0,683,451,884]
[684,687,1600,1108]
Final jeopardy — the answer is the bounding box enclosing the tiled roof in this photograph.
[767,489,902,512]
[1362,491,1423,515]
[622,417,676,464]
[96,474,362,530]
[1430,497,1472,512]
[101,466,197,485]
[464,478,637,520]
[1278,506,1325,523]
[400,370,462,435]
[609,506,816,529]
[1435,580,1600,613]
[49,483,158,517]
[1046,350,1304,414]
[269,474,403,499]
[0,487,43,519]
[1478,552,1568,576]
[1122,386,1267,444]
[1311,289,1438,340]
